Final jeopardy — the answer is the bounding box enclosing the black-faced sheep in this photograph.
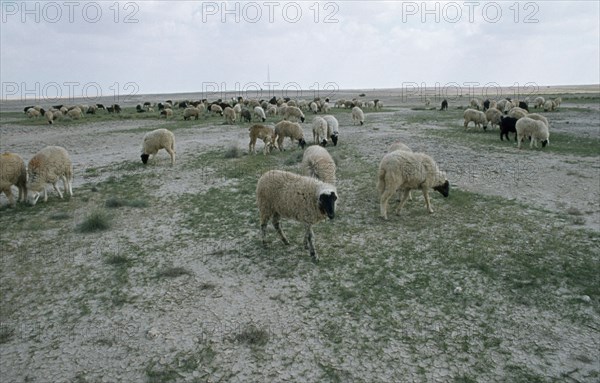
[351,106,365,125]
[0,152,27,207]
[463,108,487,130]
[183,107,200,120]
[312,117,328,146]
[302,145,336,185]
[256,169,338,260]
[322,115,339,146]
[253,106,267,122]
[485,108,503,130]
[378,151,449,218]
[210,104,224,116]
[516,117,549,149]
[273,121,306,151]
[141,128,175,165]
[283,106,306,123]
[27,146,73,205]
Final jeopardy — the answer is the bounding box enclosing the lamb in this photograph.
[27,146,73,206]
[283,106,306,123]
[463,108,487,130]
[160,108,173,118]
[309,102,319,114]
[141,128,176,165]
[533,96,545,109]
[223,106,236,124]
[499,116,519,141]
[322,115,339,146]
[210,104,224,116]
[183,107,200,120]
[312,117,328,146]
[273,121,307,151]
[440,99,448,111]
[67,107,83,120]
[516,117,549,149]
[543,100,555,112]
[507,106,528,120]
[302,145,336,185]
[256,169,338,260]
[248,124,275,155]
[352,106,365,125]
[485,107,503,130]
[253,106,267,122]
[0,152,27,207]
[377,151,449,218]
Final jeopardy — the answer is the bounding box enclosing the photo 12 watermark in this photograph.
[200,1,339,24]
[1,81,140,103]
[399,1,539,24]
[1,1,140,24]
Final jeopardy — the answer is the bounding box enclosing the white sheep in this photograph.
[256,169,338,260]
[266,104,277,117]
[425,98,431,107]
[45,110,55,124]
[223,107,236,124]
[160,108,173,118]
[378,151,449,218]
[322,115,339,146]
[507,107,528,120]
[516,117,549,149]
[27,146,73,205]
[26,108,40,118]
[67,107,83,120]
[543,100,555,112]
[485,107,503,129]
[463,108,487,130]
[533,96,545,109]
[352,106,365,125]
[273,121,307,151]
[253,106,267,122]
[141,128,176,165]
[183,107,200,120]
[0,152,27,207]
[233,103,242,120]
[210,104,224,116]
[248,124,275,155]
[302,145,336,185]
[526,113,549,129]
[387,141,414,201]
[553,97,562,108]
[322,102,331,113]
[496,99,512,113]
[312,117,328,146]
[309,102,319,114]
[470,98,483,110]
[283,106,306,123]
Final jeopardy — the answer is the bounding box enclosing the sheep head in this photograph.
[141,154,150,164]
[320,139,328,147]
[300,116,305,123]
[331,133,338,146]
[541,139,549,147]
[298,138,307,149]
[318,189,338,220]
[434,180,450,198]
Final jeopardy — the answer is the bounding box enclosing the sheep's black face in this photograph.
[300,116,305,123]
[141,154,149,164]
[434,180,450,197]
[331,134,338,146]
[320,139,328,147]
[319,192,337,219]
[298,139,307,149]
[541,140,548,147]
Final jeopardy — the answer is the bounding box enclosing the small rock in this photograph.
[580,295,591,303]
[454,286,463,294]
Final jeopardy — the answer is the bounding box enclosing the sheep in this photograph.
[253,106,267,122]
[516,117,549,149]
[302,145,336,185]
[321,102,331,113]
[233,103,242,120]
[375,100,383,110]
[27,146,73,206]
[518,101,529,111]
[67,107,83,120]
[470,98,483,110]
[351,106,365,125]
[440,99,448,111]
[141,128,175,165]
[283,106,306,123]
[241,109,252,123]
[26,108,41,118]
[266,104,278,117]
[256,169,338,260]
[507,106,528,120]
[553,97,562,108]
[210,104,224,116]
[496,99,511,113]
[0,152,27,207]
[260,100,269,110]
[273,121,306,151]
[86,104,98,115]
[183,107,200,120]
[223,107,236,124]
[526,113,549,129]
[248,124,275,155]
[425,98,431,107]
[543,100,555,112]
[499,116,519,141]
[483,99,490,111]
[312,117,328,146]
[287,100,298,107]
[160,108,173,118]
[377,151,449,218]
[485,107,503,130]
[322,115,339,146]
[387,141,414,201]
[45,110,54,124]
[309,102,319,114]
[533,96,545,109]
[463,108,487,130]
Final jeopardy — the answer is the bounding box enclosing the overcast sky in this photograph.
[1,0,599,101]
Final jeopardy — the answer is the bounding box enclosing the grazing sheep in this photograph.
[253,106,267,122]
[183,107,200,120]
[378,151,449,218]
[533,96,545,109]
[375,100,383,110]
[440,99,448,111]
[516,117,549,149]
[160,108,173,118]
[322,102,331,113]
[248,124,275,155]
[241,109,252,123]
[309,102,319,114]
[518,101,529,111]
[283,106,306,123]
[67,107,83,120]
[266,104,278,117]
[496,99,511,113]
[312,117,328,146]
[322,115,339,146]
[86,105,98,115]
[0,152,27,207]
[233,103,242,120]
[499,116,519,141]
[27,146,73,206]
[470,98,483,110]
[141,128,175,165]
[210,104,224,116]
[507,106,528,120]
[45,110,55,124]
[352,106,365,125]
[485,108,503,130]
[463,108,487,130]
[526,113,549,129]
[256,169,338,260]
[389,141,412,153]
[273,121,307,151]
[543,100,555,112]
[553,97,562,108]
[223,106,236,124]
[26,108,41,118]
[425,98,431,107]
[302,145,336,184]
[483,99,490,111]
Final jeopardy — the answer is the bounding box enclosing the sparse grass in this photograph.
[223,144,243,159]
[76,210,111,233]
[105,197,149,208]
[233,324,269,347]
[156,266,193,279]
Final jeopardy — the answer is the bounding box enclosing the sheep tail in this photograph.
[377,167,386,195]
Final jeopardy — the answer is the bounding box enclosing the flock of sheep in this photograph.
[4,93,559,260]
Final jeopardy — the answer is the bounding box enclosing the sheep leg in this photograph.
[395,189,412,215]
[260,221,269,245]
[304,224,318,260]
[4,189,15,207]
[422,188,434,214]
[51,181,64,199]
[166,149,175,165]
[272,214,289,245]
[379,188,396,219]
[42,187,48,202]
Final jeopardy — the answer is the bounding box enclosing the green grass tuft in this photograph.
[76,211,111,233]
